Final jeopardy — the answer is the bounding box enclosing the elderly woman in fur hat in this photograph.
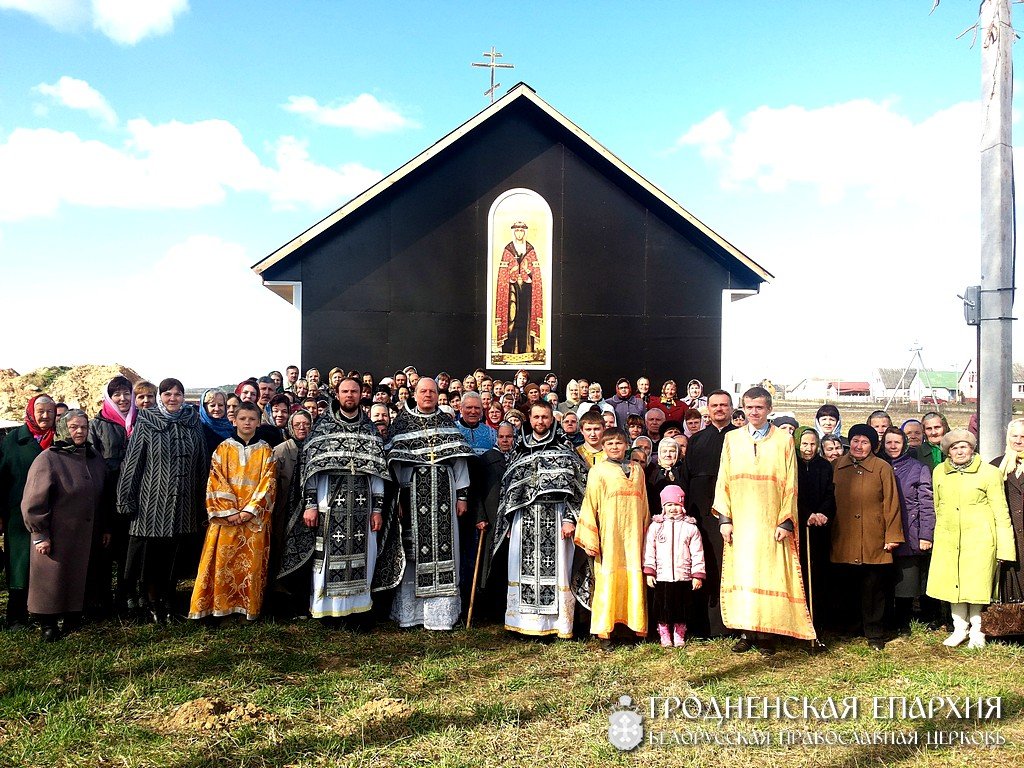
[926,428,1015,648]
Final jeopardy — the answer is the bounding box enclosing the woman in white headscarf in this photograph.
[682,379,707,410]
[557,379,581,415]
[645,439,683,516]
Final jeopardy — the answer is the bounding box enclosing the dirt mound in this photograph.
[0,364,144,421]
[165,697,270,732]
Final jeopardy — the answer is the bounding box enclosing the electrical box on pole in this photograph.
[961,285,981,326]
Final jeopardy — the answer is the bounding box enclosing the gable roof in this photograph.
[877,367,918,390]
[828,381,870,394]
[916,370,960,390]
[252,83,771,282]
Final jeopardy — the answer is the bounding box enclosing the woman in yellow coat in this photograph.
[189,402,276,621]
[926,429,1014,648]
[575,428,650,643]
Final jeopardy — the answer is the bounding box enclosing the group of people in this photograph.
[1,367,1021,656]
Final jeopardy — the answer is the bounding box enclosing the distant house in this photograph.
[875,367,918,403]
[826,381,871,401]
[959,359,1024,401]
[785,378,830,401]
[909,370,960,404]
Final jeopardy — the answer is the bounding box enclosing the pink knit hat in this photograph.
[659,486,685,507]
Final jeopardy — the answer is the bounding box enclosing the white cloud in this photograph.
[0,235,299,385]
[0,0,88,31]
[676,98,1024,387]
[0,0,186,44]
[268,136,382,210]
[284,93,419,135]
[0,120,263,220]
[676,99,979,210]
[0,118,382,220]
[91,0,188,44]
[674,110,732,158]
[34,76,118,126]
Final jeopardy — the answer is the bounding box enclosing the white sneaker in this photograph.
[943,630,969,647]
[967,633,986,649]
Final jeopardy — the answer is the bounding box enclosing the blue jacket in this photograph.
[456,420,496,455]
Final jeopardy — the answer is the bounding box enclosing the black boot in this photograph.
[6,589,29,630]
[893,598,913,635]
[39,616,61,643]
[62,612,82,635]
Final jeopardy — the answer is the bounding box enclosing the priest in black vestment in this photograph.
[385,377,473,631]
[493,401,587,639]
[277,378,402,621]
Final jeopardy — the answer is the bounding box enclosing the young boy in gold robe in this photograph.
[576,410,606,468]
[575,428,649,645]
[189,402,276,621]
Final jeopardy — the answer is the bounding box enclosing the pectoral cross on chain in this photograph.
[349,457,355,473]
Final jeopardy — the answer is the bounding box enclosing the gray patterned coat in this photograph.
[116,406,206,537]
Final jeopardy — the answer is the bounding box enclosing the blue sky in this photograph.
[0,1,1015,386]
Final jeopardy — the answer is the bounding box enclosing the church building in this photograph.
[252,83,771,387]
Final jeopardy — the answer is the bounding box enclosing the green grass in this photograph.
[0,617,1022,767]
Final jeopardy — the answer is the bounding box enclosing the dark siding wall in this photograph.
[261,100,758,390]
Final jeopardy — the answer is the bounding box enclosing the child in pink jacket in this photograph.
[643,486,705,647]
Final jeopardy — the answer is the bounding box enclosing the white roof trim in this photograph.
[253,83,771,281]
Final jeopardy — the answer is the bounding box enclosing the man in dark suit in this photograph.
[682,389,736,637]
[471,422,516,623]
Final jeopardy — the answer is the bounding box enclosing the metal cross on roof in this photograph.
[471,46,515,103]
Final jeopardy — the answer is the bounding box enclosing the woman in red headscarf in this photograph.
[0,395,56,628]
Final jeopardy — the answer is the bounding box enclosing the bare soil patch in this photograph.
[161,697,272,732]
[0,364,142,420]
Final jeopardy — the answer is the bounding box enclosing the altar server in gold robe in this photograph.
[189,402,276,621]
[575,427,650,644]
[713,387,816,653]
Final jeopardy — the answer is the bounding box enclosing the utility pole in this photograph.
[940,0,1018,456]
[978,0,1015,458]
[471,47,515,103]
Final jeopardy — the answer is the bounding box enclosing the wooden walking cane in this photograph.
[466,530,486,629]
[805,519,817,650]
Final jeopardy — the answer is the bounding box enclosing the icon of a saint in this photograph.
[495,220,543,355]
